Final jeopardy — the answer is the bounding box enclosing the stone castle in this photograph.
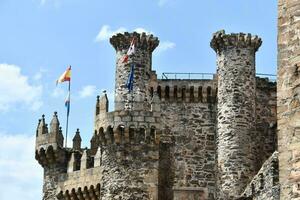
[34,1,300,199]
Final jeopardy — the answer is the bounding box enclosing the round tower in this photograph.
[210,30,262,199]
[91,32,162,199]
[110,32,159,111]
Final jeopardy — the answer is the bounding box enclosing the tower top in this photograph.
[210,30,262,54]
[110,32,159,52]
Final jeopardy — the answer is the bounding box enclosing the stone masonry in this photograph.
[278,0,300,199]
[211,30,262,199]
[35,26,282,199]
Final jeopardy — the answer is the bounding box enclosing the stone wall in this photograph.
[278,1,300,199]
[99,145,159,200]
[239,151,279,200]
[211,30,262,199]
[110,32,159,111]
[155,79,218,200]
[255,78,277,170]
[43,165,67,200]
[36,30,280,200]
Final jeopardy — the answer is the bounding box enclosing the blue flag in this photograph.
[65,91,70,116]
[126,64,134,92]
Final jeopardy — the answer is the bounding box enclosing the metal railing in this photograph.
[161,72,277,81]
[256,73,277,82]
[161,72,215,80]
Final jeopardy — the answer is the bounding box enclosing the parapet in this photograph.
[57,184,101,200]
[152,79,218,104]
[110,32,159,52]
[36,112,64,150]
[210,30,262,54]
[95,124,160,146]
[35,112,67,168]
[256,77,276,89]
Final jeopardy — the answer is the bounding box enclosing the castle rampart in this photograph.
[35,31,279,200]
[110,32,159,111]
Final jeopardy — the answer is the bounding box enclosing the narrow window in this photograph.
[207,87,212,103]
[190,86,194,102]
[157,86,161,99]
[165,86,170,100]
[198,86,203,102]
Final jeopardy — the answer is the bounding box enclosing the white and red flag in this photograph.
[122,38,136,63]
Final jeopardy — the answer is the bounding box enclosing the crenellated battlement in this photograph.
[256,77,276,89]
[95,124,160,146]
[210,30,262,54]
[152,79,218,104]
[110,32,159,52]
[35,144,67,168]
[57,184,101,200]
[35,112,67,168]
[36,112,64,150]
[35,28,280,200]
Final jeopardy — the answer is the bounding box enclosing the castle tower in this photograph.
[91,32,162,200]
[278,1,300,199]
[211,30,262,199]
[110,32,159,111]
[35,112,67,200]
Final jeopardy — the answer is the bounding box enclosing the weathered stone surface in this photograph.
[239,152,279,200]
[35,31,279,200]
[211,30,262,199]
[111,32,159,111]
[278,1,300,199]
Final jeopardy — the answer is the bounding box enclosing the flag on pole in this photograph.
[122,38,136,63]
[56,66,71,85]
[56,65,72,147]
[65,91,70,116]
[126,64,134,92]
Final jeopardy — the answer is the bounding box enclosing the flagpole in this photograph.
[130,37,135,111]
[65,80,70,147]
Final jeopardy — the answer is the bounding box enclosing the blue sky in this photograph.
[0,0,276,199]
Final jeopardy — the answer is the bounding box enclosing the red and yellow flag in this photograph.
[56,66,71,85]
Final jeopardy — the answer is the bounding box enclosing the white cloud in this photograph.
[155,41,176,54]
[52,87,66,98]
[0,64,43,112]
[95,25,126,42]
[40,0,61,7]
[40,0,47,5]
[33,68,47,81]
[94,26,154,43]
[133,28,153,34]
[79,85,97,98]
[0,133,43,200]
[95,26,175,53]
[158,0,171,7]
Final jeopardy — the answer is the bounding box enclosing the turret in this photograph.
[90,131,99,155]
[73,128,82,150]
[95,95,100,115]
[110,32,159,111]
[35,112,68,200]
[35,112,65,151]
[211,30,262,199]
[37,115,47,135]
